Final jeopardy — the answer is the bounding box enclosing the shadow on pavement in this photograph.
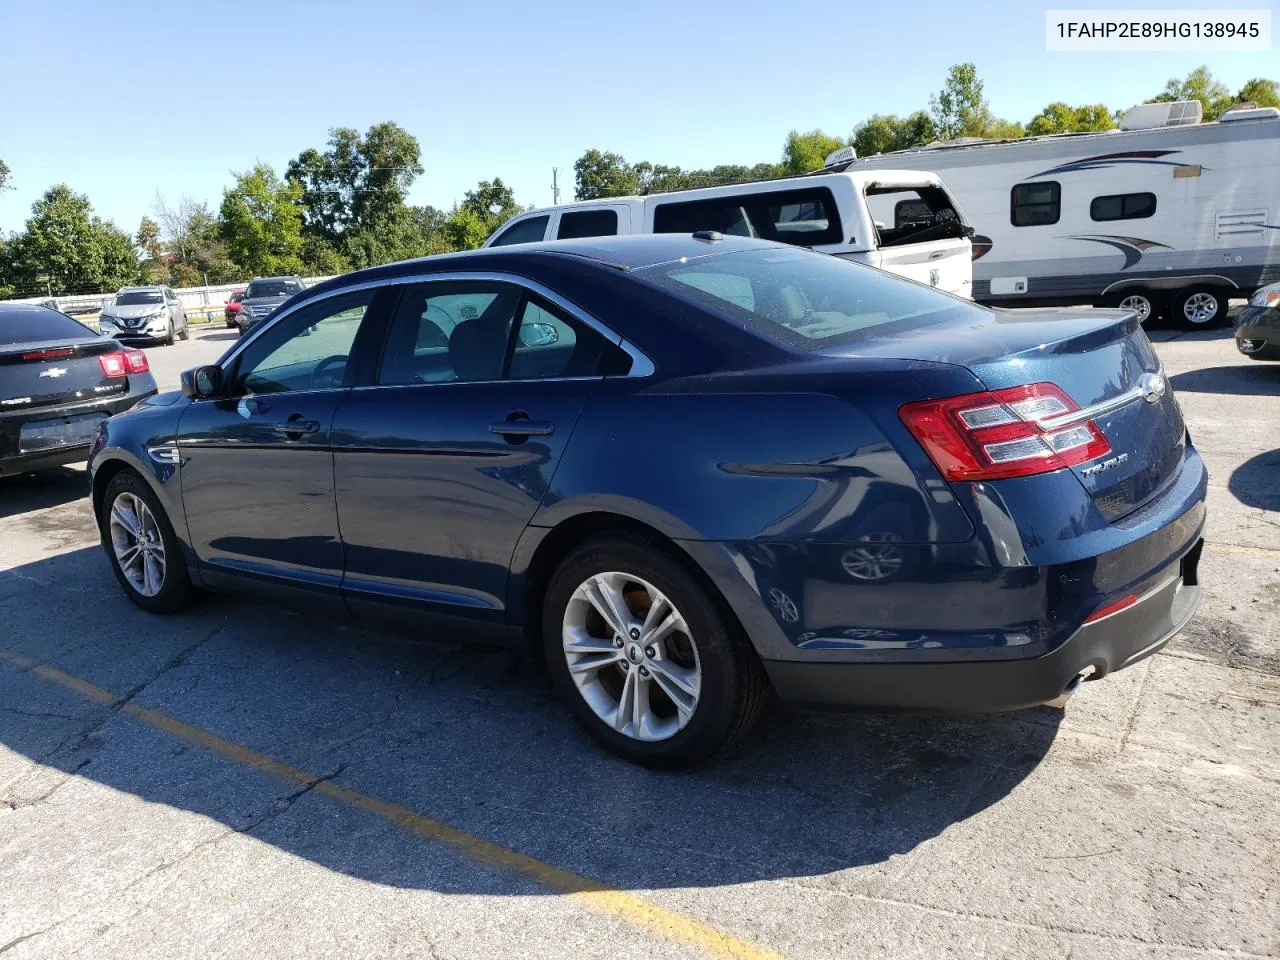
[0,467,91,520]
[0,545,1060,894]
[1169,364,1280,396]
[1229,449,1280,512]
[195,330,239,343]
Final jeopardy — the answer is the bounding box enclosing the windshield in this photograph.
[246,280,302,299]
[638,247,987,348]
[114,291,164,306]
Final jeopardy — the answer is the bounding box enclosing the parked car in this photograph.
[225,289,246,328]
[235,276,306,335]
[97,286,189,345]
[484,169,976,299]
[87,234,1205,768]
[1,303,156,477]
[1235,282,1280,360]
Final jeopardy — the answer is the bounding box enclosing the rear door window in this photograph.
[556,209,619,239]
[489,215,550,246]
[652,188,842,246]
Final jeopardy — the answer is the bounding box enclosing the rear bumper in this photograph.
[764,538,1203,711]
[0,386,156,476]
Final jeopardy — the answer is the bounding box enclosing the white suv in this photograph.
[484,169,975,298]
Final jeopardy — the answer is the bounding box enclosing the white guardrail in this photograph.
[3,277,336,316]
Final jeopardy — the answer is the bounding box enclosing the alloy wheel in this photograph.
[1117,294,1153,324]
[1182,292,1219,325]
[841,534,905,581]
[562,572,702,742]
[108,492,166,597]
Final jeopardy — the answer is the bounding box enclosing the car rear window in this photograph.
[0,308,95,345]
[651,188,843,247]
[246,280,303,298]
[637,247,985,348]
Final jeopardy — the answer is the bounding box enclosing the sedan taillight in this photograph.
[899,383,1110,481]
[99,349,149,378]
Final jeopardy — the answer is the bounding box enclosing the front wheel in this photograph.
[542,535,768,769]
[100,470,194,614]
[1173,287,1229,329]
[1105,290,1160,325]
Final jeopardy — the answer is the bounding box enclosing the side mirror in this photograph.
[181,365,224,399]
[518,322,559,348]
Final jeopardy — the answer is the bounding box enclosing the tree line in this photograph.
[573,64,1278,199]
[0,64,1274,299]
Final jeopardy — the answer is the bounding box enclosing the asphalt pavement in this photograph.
[0,322,1277,959]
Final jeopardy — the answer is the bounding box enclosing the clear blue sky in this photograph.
[0,0,1274,234]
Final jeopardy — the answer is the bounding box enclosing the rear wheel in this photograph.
[100,470,194,614]
[1173,286,1229,329]
[164,318,175,345]
[542,535,768,769]
[177,321,189,342]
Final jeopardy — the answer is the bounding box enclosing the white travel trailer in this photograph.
[837,101,1280,327]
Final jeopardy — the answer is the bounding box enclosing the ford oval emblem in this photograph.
[1139,372,1166,404]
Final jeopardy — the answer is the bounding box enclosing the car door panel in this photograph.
[331,379,596,621]
[177,289,381,599]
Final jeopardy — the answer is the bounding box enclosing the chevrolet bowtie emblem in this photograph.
[39,367,68,379]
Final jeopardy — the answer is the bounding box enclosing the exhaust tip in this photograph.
[1045,665,1099,709]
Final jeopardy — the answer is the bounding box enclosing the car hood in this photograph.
[102,304,166,319]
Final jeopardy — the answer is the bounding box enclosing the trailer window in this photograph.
[652,188,842,246]
[1011,182,1061,226]
[1090,192,1156,222]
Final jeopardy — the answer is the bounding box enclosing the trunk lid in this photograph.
[828,307,1185,522]
[0,337,130,412]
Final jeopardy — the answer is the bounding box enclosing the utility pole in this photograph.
[552,167,561,206]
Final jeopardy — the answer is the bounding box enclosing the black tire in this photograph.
[1172,286,1230,329]
[178,323,189,341]
[542,534,769,769]
[99,469,195,614]
[1104,289,1161,325]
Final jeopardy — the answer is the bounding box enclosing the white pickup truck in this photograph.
[484,167,975,298]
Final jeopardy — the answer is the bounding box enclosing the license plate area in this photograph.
[18,412,107,453]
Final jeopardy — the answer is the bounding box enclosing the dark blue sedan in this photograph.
[88,234,1206,768]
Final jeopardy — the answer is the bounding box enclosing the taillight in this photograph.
[1083,593,1138,624]
[899,383,1110,481]
[99,349,149,378]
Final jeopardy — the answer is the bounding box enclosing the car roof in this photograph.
[120,285,165,292]
[325,234,784,290]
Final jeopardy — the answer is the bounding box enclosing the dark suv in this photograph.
[235,276,306,336]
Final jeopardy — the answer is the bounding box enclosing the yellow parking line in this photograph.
[0,648,785,960]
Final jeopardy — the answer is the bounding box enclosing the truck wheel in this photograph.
[1173,287,1229,329]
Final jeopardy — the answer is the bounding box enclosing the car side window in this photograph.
[508,296,631,380]
[556,209,618,240]
[233,291,374,395]
[379,282,523,385]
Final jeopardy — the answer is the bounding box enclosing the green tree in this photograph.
[1152,66,1233,120]
[574,149,640,200]
[929,63,1022,140]
[2,185,139,294]
[1236,77,1279,108]
[439,206,492,251]
[780,129,848,175]
[287,122,424,245]
[1026,102,1114,136]
[218,164,306,277]
[852,111,938,156]
[0,159,10,194]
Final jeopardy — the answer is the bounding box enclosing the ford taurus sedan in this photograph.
[87,234,1206,768]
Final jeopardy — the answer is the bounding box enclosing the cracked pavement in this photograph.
[0,323,1277,959]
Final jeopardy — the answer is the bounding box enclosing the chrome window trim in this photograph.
[222,271,655,381]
